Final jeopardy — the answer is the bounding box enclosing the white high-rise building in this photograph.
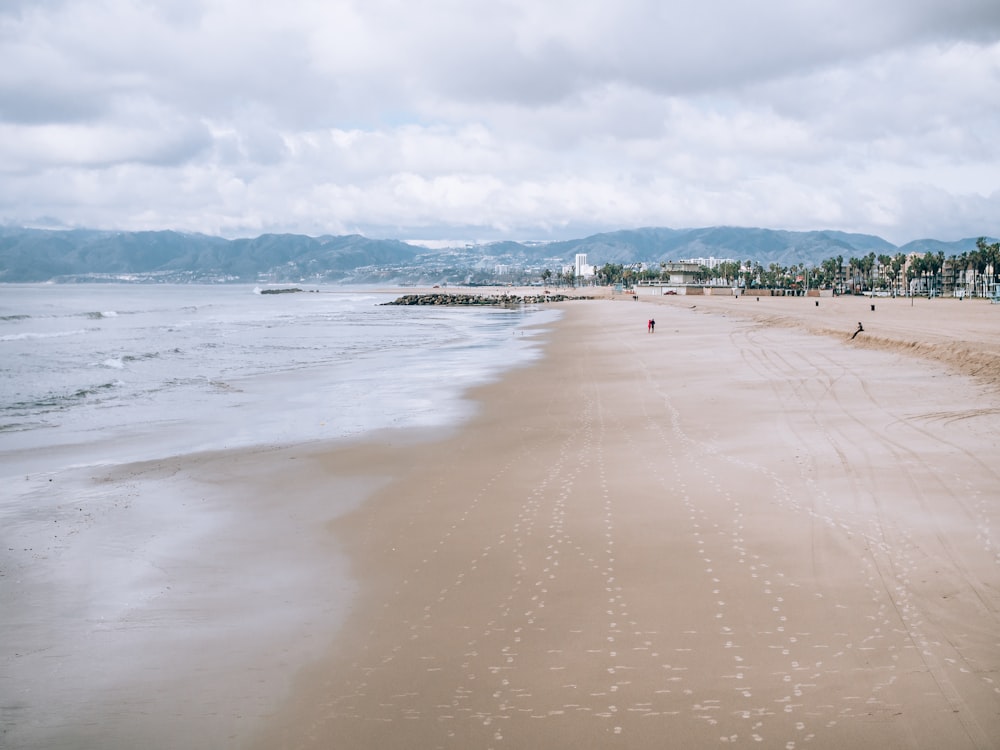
[575,253,595,278]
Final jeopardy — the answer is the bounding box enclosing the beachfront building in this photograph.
[680,256,736,270]
[633,262,710,295]
[561,253,597,287]
[661,262,703,285]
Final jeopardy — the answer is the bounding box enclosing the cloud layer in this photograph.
[2,0,999,243]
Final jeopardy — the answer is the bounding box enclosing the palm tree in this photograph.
[819,257,839,289]
[847,257,860,294]
[718,260,741,286]
[971,243,989,297]
[860,253,876,293]
[762,263,787,291]
[921,251,944,296]
[877,254,892,290]
[950,252,967,297]
[907,254,923,295]
[978,237,1000,297]
[891,253,906,296]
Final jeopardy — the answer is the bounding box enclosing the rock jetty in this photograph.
[383,292,581,306]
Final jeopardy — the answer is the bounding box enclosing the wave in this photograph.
[0,328,91,342]
[1,311,117,326]
[73,380,125,398]
[0,420,53,433]
[0,286,551,455]
[2,380,126,417]
[97,351,163,369]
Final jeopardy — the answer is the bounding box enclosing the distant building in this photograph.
[679,256,736,269]
[574,253,595,278]
[661,262,703,285]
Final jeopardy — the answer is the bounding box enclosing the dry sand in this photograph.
[249,294,1000,749]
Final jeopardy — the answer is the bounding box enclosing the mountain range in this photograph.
[0,225,992,284]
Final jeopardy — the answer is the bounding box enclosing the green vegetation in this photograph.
[584,238,1000,298]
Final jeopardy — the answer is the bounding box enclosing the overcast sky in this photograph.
[1,0,998,245]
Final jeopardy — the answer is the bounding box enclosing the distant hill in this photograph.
[480,227,993,269]
[0,228,421,282]
[0,225,994,283]
[521,226,899,266]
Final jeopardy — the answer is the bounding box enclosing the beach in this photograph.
[248,294,1000,749]
[3,291,999,749]
[0,285,550,750]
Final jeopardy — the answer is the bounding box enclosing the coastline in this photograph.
[1,284,556,750]
[3,290,998,749]
[251,296,1000,749]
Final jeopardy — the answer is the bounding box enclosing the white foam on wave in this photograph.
[0,284,557,467]
[0,328,90,342]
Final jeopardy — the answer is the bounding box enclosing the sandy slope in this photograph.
[659,292,1000,384]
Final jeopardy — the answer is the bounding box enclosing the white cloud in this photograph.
[1,0,999,244]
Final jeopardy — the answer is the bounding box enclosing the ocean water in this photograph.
[0,283,558,749]
[0,283,557,473]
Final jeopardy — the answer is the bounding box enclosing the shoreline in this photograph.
[3,291,998,748]
[1,285,558,750]
[251,297,1000,749]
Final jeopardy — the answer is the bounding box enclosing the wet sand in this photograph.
[251,294,1000,749]
[0,444,379,749]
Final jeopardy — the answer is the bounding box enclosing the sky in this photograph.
[1,0,999,246]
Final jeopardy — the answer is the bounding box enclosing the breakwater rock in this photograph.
[383,292,584,306]
[259,287,303,294]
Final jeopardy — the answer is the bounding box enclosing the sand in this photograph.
[0,444,379,749]
[3,292,999,749]
[247,294,1000,749]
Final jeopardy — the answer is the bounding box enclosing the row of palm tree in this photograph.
[826,238,999,296]
[590,238,999,297]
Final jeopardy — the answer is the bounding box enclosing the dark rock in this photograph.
[382,292,585,306]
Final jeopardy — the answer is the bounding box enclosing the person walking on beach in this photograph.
[851,321,864,340]
[648,318,656,333]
